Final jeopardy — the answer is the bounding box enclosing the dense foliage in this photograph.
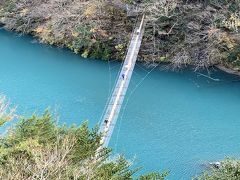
[195,159,240,180]
[0,95,16,126]
[0,0,240,71]
[140,0,240,71]
[0,110,167,179]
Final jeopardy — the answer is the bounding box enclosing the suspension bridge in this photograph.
[99,14,146,147]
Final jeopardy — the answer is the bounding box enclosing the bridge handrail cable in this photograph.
[98,9,141,125]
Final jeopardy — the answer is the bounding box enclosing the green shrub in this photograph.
[195,159,240,180]
[0,111,167,179]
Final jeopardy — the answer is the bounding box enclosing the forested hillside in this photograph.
[0,0,240,71]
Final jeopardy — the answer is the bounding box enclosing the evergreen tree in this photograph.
[0,111,167,180]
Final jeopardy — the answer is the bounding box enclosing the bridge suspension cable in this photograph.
[99,14,146,148]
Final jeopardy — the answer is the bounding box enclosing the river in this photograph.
[1,29,240,179]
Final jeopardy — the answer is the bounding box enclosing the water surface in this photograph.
[1,29,240,179]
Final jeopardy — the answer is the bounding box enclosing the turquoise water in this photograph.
[1,29,240,179]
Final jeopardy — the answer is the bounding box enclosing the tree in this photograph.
[195,159,240,180]
[0,95,16,126]
[0,111,168,179]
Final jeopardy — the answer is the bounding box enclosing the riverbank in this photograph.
[1,0,240,72]
[216,64,240,76]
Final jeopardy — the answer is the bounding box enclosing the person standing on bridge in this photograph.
[122,74,125,80]
[104,119,108,125]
